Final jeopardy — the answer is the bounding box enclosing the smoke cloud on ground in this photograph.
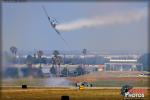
[44,78,72,87]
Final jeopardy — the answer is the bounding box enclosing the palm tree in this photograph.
[10,46,17,63]
[82,49,87,65]
[52,50,61,77]
[10,46,17,56]
[37,50,43,68]
[53,50,59,57]
[82,49,87,74]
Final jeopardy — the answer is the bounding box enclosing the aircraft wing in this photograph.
[54,28,60,35]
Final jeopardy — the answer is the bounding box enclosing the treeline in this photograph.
[3,53,108,65]
[3,65,97,78]
[3,47,150,71]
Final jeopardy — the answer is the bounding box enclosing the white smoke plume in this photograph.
[56,8,147,32]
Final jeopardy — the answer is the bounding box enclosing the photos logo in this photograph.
[121,85,145,98]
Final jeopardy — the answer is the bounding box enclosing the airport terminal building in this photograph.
[104,56,143,71]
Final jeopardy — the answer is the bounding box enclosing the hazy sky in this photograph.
[2,2,148,53]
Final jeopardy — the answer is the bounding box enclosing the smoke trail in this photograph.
[56,8,147,32]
